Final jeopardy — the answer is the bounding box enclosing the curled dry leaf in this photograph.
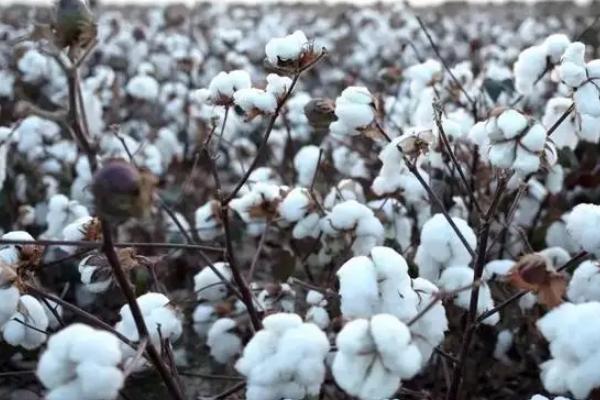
[508,253,567,308]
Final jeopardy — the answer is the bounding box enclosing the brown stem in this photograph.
[101,220,184,400]
[446,177,507,400]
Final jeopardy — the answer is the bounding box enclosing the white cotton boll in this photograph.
[514,45,548,94]
[329,119,356,137]
[45,194,89,239]
[546,216,580,254]
[293,145,320,186]
[567,261,600,303]
[513,146,541,176]
[417,214,476,274]
[337,256,379,318]
[410,278,447,364]
[537,302,600,399]
[41,298,63,330]
[497,110,529,139]
[547,164,564,195]
[544,34,571,63]
[543,97,578,149]
[126,74,159,102]
[468,121,490,149]
[519,292,538,311]
[0,231,35,264]
[306,305,330,329]
[279,188,311,222]
[236,313,329,400]
[0,286,20,327]
[566,204,600,256]
[207,318,242,364]
[579,114,600,142]
[116,293,181,352]
[233,88,277,114]
[292,213,321,239]
[78,254,112,294]
[3,295,49,349]
[493,329,514,364]
[488,141,516,169]
[37,323,124,400]
[485,259,515,280]
[330,86,375,136]
[18,49,49,83]
[192,303,217,338]
[574,83,600,118]
[194,200,221,241]
[438,266,499,325]
[16,116,60,156]
[560,42,587,88]
[194,262,232,301]
[265,30,309,64]
[520,124,546,152]
[265,74,292,99]
[155,128,183,168]
[61,216,94,254]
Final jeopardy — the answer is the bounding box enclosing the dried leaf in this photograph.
[509,253,567,308]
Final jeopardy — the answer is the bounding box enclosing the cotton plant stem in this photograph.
[101,220,185,400]
[446,177,507,400]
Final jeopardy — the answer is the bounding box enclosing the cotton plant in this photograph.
[235,313,330,400]
[332,314,423,400]
[536,301,600,399]
[37,324,124,400]
[320,199,384,256]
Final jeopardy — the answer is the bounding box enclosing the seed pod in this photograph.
[91,159,155,224]
[53,0,97,50]
[304,97,336,130]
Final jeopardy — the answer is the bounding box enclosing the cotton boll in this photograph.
[493,329,514,364]
[497,110,529,139]
[194,262,232,301]
[566,204,600,256]
[438,266,499,325]
[567,261,600,303]
[332,315,422,400]
[207,318,242,364]
[126,74,160,102]
[410,278,447,364]
[37,323,124,400]
[293,145,320,186]
[329,86,375,137]
[514,45,548,94]
[3,295,49,349]
[559,42,587,88]
[265,74,292,99]
[194,200,221,241]
[265,30,309,65]
[235,313,329,400]
[279,188,311,222]
[0,285,20,327]
[544,34,571,63]
[78,254,112,294]
[233,88,277,114]
[574,83,600,118]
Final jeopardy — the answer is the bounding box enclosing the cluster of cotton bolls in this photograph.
[337,246,448,364]
[235,313,330,400]
[37,324,124,400]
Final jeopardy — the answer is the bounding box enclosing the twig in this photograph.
[446,176,507,400]
[101,220,185,400]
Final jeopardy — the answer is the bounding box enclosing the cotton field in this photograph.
[0,0,600,399]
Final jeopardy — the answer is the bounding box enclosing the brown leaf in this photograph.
[509,253,567,308]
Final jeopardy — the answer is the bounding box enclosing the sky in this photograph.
[2,0,594,5]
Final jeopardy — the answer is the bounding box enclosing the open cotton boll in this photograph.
[2,295,49,349]
[337,256,380,318]
[410,278,448,364]
[265,74,292,99]
[493,329,514,364]
[567,261,600,303]
[573,83,600,118]
[497,109,529,139]
[207,70,251,102]
[415,213,476,282]
[125,74,160,102]
[265,30,309,65]
[293,145,320,186]
[207,318,242,364]
[332,315,422,400]
[305,290,330,329]
[233,88,277,114]
[194,200,221,241]
[235,312,329,400]
[438,266,499,325]
[537,302,600,399]
[115,292,182,356]
[37,323,124,400]
[513,45,548,94]
[0,285,20,327]
[16,116,60,156]
[78,254,113,294]
[565,204,600,256]
[60,216,95,254]
[194,262,232,301]
[543,34,571,63]
[559,42,587,87]
[45,194,90,239]
[257,283,296,314]
[279,188,312,222]
[330,86,375,136]
[543,97,578,149]
[292,213,321,239]
[0,231,36,265]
